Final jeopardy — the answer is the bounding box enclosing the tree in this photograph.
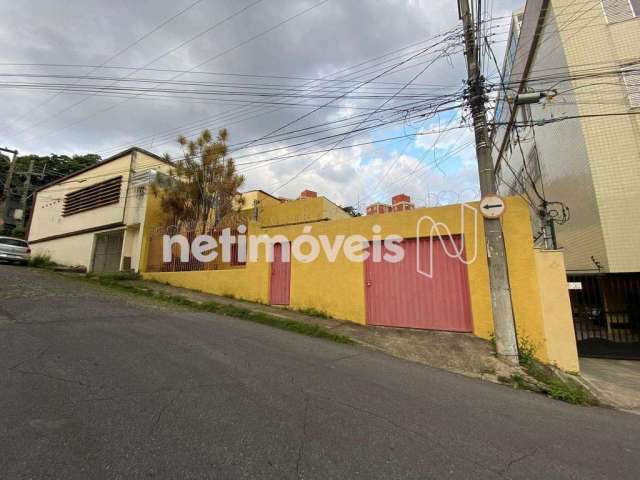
[1,152,100,235]
[153,129,245,230]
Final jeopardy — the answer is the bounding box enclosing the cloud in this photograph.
[0,0,521,204]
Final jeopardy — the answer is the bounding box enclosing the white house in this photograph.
[27,147,172,273]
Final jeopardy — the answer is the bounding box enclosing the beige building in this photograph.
[27,147,173,273]
[492,0,640,358]
[493,0,640,274]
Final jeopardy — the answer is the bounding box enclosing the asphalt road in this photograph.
[1,265,639,479]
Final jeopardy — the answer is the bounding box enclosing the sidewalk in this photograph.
[120,278,503,380]
[579,358,640,415]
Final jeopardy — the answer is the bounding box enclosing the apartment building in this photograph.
[492,0,640,358]
[365,194,415,216]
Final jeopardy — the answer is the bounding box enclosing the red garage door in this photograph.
[364,236,473,332]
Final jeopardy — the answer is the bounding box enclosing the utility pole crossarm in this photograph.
[458,0,520,365]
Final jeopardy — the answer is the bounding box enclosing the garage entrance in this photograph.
[364,236,473,332]
[91,229,124,274]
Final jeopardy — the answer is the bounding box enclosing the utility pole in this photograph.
[17,155,35,231]
[0,147,19,230]
[458,0,519,364]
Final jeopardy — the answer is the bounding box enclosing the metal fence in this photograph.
[569,274,640,360]
[146,223,245,273]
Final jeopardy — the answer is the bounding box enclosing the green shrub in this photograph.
[518,336,538,367]
[523,358,598,406]
[29,253,56,268]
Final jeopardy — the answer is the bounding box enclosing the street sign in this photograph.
[479,195,506,219]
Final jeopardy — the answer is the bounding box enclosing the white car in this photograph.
[0,236,31,265]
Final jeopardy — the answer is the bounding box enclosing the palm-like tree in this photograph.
[153,129,245,230]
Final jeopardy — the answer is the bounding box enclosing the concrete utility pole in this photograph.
[17,155,35,231]
[458,0,519,364]
[0,147,19,229]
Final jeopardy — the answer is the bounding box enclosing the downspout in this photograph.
[120,149,137,271]
[122,149,136,224]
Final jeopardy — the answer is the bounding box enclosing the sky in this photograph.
[0,0,522,209]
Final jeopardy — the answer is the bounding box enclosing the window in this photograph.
[0,237,28,247]
[62,176,122,217]
[602,0,639,23]
[622,71,640,108]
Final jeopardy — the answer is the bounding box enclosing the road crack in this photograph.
[150,388,183,434]
[295,395,310,480]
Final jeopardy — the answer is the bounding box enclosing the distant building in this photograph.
[366,194,415,215]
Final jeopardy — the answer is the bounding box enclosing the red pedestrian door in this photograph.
[364,236,473,332]
[269,243,291,305]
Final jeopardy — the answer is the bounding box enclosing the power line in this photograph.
[269,29,462,192]
[12,0,274,143]
[0,0,206,137]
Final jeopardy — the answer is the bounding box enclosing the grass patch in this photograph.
[507,336,597,405]
[524,360,597,406]
[295,307,331,319]
[29,253,57,268]
[86,275,354,345]
[88,271,141,282]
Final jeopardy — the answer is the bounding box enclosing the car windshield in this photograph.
[0,238,28,247]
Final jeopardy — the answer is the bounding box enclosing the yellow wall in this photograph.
[259,196,349,227]
[533,249,580,372]
[142,196,578,370]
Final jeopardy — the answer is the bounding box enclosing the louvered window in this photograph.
[622,71,640,108]
[602,0,639,23]
[62,176,122,217]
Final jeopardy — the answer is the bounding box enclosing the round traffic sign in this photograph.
[479,195,506,219]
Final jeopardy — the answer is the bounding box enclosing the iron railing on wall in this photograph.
[146,223,245,273]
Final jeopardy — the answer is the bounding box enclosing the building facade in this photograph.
[27,147,172,273]
[141,195,580,371]
[493,0,640,274]
[492,0,640,358]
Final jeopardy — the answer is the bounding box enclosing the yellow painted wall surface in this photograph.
[534,250,580,372]
[142,195,578,368]
[143,197,542,336]
[502,199,547,352]
[240,190,282,210]
[259,197,349,227]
